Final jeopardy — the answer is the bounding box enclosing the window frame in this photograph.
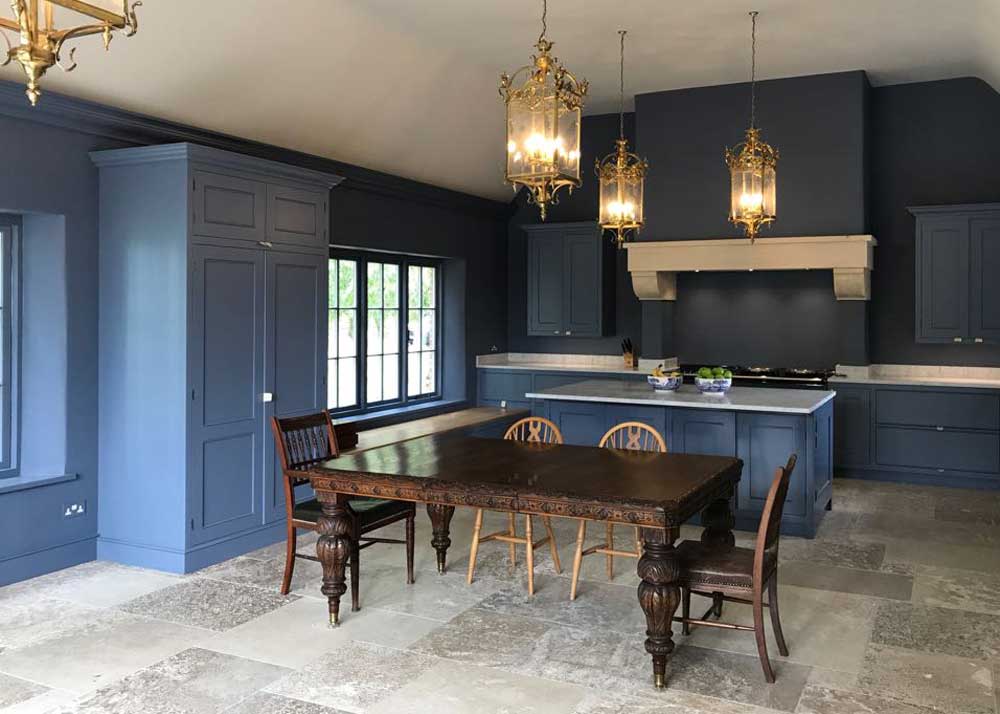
[0,216,20,477]
[328,248,442,417]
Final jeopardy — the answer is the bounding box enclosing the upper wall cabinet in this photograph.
[525,222,615,338]
[910,204,1000,345]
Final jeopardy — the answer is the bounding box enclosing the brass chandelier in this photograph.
[725,10,777,242]
[1,0,141,107]
[596,30,647,248]
[500,0,587,220]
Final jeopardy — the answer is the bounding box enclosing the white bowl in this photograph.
[694,376,733,395]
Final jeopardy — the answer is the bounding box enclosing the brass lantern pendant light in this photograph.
[500,0,588,220]
[725,10,777,243]
[596,30,647,248]
[1,0,141,107]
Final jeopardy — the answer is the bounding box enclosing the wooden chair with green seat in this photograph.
[466,416,563,596]
[570,421,667,600]
[270,411,415,608]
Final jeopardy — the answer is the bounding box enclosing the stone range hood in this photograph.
[624,235,877,301]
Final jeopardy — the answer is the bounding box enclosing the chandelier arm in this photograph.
[120,1,140,38]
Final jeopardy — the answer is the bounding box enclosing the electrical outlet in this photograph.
[63,501,86,518]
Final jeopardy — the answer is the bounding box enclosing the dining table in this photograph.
[303,430,743,689]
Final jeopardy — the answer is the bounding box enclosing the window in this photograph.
[328,251,440,414]
[0,217,18,474]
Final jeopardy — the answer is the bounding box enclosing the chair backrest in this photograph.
[752,454,798,582]
[598,421,667,453]
[271,411,339,473]
[503,416,563,444]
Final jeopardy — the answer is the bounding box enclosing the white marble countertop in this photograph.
[527,379,836,414]
[477,353,677,377]
[830,375,1000,389]
[832,364,1000,390]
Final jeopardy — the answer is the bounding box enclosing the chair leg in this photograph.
[405,512,415,585]
[768,576,790,657]
[753,586,776,683]
[280,524,296,596]
[525,515,535,596]
[542,516,562,574]
[681,586,691,636]
[467,508,484,585]
[570,519,586,601]
[507,512,517,570]
[350,525,361,613]
[713,592,724,618]
[605,523,615,580]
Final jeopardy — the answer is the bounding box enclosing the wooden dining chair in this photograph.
[270,412,416,609]
[675,454,798,683]
[570,421,668,600]
[466,416,563,595]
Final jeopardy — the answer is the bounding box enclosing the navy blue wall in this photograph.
[869,78,1000,367]
[507,113,643,355]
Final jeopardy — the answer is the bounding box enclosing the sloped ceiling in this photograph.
[1,0,997,200]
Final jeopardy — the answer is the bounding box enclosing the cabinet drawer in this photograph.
[876,389,999,431]
[193,171,267,241]
[876,426,1000,473]
[267,185,327,247]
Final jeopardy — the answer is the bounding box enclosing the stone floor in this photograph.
[1,478,999,713]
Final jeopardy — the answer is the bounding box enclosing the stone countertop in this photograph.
[832,364,1000,390]
[476,353,678,377]
[830,375,1000,389]
[526,379,836,415]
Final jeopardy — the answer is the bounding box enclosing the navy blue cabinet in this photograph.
[911,204,1000,345]
[737,413,808,518]
[672,409,736,457]
[547,400,608,446]
[524,223,614,337]
[93,143,341,573]
[834,386,871,468]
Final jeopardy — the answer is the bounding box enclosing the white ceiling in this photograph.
[2,0,998,200]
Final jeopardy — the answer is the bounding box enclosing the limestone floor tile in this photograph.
[73,647,290,714]
[681,586,877,674]
[118,577,296,632]
[0,688,79,714]
[778,561,913,601]
[244,532,320,561]
[0,595,105,654]
[476,574,645,635]
[910,564,1000,615]
[450,538,562,585]
[0,609,211,694]
[881,537,1000,574]
[409,607,552,669]
[0,672,48,708]
[778,540,886,572]
[222,691,349,713]
[199,556,323,598]
[853,512,1000,548]
[813,512,860,540]
[856,643,994,714]
[354,565,503,622]
[870,601,1000,660]
[367,659,589,714]
[201,597,440,669]
[0,561,181,609]
[831,483,935,519]
[933,491,1000,526]
[572,689,786,714]
[265,641,436,714]
[794,685,944,714]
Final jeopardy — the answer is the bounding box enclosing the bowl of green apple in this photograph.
[694,366,733,395]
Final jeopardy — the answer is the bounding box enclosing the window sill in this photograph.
[334,399,468,432]
[0,473,78,495]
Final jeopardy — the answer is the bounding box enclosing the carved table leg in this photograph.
[316,499,352,626]
[426,503,455,574]
[637,527,681,689]
[700,489,736,549]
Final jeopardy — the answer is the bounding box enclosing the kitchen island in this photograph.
[527,379,835,537]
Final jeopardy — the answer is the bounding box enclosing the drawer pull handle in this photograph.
[937,468,945,473]
[565,330,572,335]
[953,337,963,343]
[975,337,984,343]
[258,240,274,248]
[553,331,561,335]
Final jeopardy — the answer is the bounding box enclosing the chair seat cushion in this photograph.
[676,540,774,590]
[293,497,412,527]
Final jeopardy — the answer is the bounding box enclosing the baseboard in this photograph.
[98,521,288,574]
[836,468,1000,490]
[0,536,96,587]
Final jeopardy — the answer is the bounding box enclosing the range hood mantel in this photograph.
[624,235,876,301]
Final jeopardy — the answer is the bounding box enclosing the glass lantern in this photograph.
[501,40,586,220]
[597,139,647,247]
[725,127,777,241]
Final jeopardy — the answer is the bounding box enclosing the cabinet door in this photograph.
[737,413,807,518]
[267,185,328,248]
[262,251,328,523]
[970,217,1000,344]
[605,405,669,449]
[672,409,736,457]
[916,217,969,343]
[546,400,607,446]
[562,229,602,337]
[834,386,871,468]
[526,231,565,336]
[192,171,267,242]
[188,245,265,544]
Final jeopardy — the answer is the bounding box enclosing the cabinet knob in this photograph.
[553,331,561,335]
[565,330,572,336]
[258,240,274,248]
[975,337,984,343]
[953,337,963,343]
[935,426,944,432]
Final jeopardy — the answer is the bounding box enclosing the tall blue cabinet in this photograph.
[92,144,342,573]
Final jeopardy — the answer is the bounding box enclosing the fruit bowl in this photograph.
[695,376,733,395]
[647,374,682,391]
